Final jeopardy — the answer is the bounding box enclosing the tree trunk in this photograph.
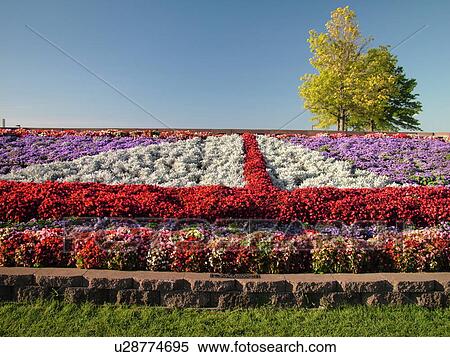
[342,109,348,131]
[370,119,375,132]
[337,109,346,131]
[337,117,344,131]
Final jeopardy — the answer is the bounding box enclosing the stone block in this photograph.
[115,289,144,305]
[295,281,337,294]
[88,277,134,290]
[191,279,237,292]
[340,280,391,293]
[319,292,361,308]
[64,287,114,304]
[385,292,413,305]
[243,280,287,293]
[213,292,273,309]
[0,286,13,301]
[416,292,447,308]
[36,275,87,288]
[161,292,210,308]
[15,286,58,302]
[141,291,160,306]
[0,274,35,287]
[270,293,296,307]
[395,280,436,293]
[140,279,190,291]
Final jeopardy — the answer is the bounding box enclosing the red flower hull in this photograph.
[1,134,449,225]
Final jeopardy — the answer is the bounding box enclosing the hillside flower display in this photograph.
[1,130,449,273]
[0,128,213,139]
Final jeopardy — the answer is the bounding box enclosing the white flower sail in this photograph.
[1,134,398,189]
[0,135,245,187]
[257,135,393,189]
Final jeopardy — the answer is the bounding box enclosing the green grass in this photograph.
[0,301,449,337]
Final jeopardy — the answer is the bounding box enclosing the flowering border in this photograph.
[1,226,449,273]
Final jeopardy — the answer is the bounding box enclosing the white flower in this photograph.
[257,135,393,189]
[1,135,245,187]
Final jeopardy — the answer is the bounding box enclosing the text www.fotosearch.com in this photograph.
[114,340,337,353]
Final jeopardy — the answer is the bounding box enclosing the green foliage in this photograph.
[300,6,370,131]
[299,6,422,132]
[381,66,422,131]
[311,237,373,273]
[410,175,448,186]
[318,144,330,152]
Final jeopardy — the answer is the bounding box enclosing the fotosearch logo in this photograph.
[60,216,414,235]
[225,341,337,353]
[58,216,415,255]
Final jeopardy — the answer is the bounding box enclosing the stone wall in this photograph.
[1,268,449,308]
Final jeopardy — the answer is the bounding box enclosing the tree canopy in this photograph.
[299,6,422,132]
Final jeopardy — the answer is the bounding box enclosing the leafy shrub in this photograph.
[171,241,211,272]
[383,229,450,272]
[0,228,68,267]
[209,236,255,274]
[311,237,373,273]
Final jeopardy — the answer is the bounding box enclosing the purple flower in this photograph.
[0,135,173,174]
[289,136,450,185]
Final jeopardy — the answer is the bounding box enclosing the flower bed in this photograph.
[1,133,449,225]
[1,181,450,225]
[0,130,449,273]
[0,135,173,175]
[288,135,450,186]
[0,135,245,187]
[0,224,449,273]
[258,135,392,189]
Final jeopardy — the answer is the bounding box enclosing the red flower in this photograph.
[0,134,449,226]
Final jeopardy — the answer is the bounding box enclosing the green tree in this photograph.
[348,49,422,131]
[299,6,371,131]
[299,6,422,132]
[380,66,422,131]
[348,46,398,131]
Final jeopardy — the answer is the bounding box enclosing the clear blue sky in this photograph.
[1,0,449,131]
